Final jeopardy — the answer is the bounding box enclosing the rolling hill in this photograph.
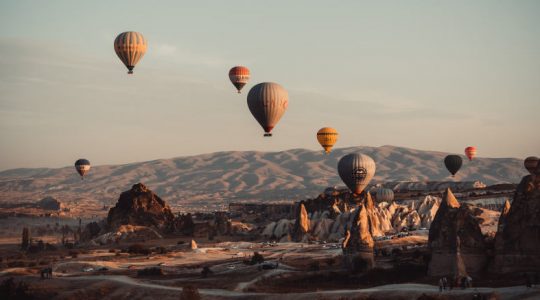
[0,146,525,209]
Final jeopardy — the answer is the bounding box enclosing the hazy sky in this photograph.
[1,1,539,170]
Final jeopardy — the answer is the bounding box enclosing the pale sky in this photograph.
[1,1,539,170]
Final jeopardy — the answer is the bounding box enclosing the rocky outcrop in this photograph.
[493,175,540,273]
[107,183,174,232]
[428,188,487,277]
[261,195,443,242]
[342,204,375,271]
[292,202,310,242]
[90,225,163,245]
[190,239,198,250]
[36,197,63,211]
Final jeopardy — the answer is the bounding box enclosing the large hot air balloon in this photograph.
[114,31,147,74]
[524,156,539,175]
[376,188,394,203]
[229,66,250,93]
[247,82,288,137]
[444,155,462,177]
[74,159,91,179]
[464,146,477,161]
[317,127,339,154]
[337,153,376,195]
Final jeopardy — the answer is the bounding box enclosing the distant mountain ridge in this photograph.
[0,146,525,208]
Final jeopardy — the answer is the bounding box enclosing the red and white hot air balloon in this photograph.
[228,66,250,93]
[464,146,477,161]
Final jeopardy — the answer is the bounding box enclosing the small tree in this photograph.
[201,266,212,278]
[180,285,201,300]
[250,252,264,265]
[21,228,29,250]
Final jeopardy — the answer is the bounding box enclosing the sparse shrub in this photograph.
[250,252,264,265]
[127,244,151,255]
[391,248,402,257]
[137,267,163,277]
[180,285,201,300]
[309,261,320,271]
[325,258,335,267]
[154,246,167,254]
[108,248,116,253]
[351,256,369,273]
[68,250,79,258]
[0,277,32,299]
[177,241,186,245]
[201,266,212,278]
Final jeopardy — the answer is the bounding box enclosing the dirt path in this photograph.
[62,275,540,300]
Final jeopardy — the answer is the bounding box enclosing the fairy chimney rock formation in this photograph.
[343,203,375,270]
[493,175,540,273]
[292,201,310,242]
[190,239,198,250]
[428,188,487,277]
[107,183,174,232]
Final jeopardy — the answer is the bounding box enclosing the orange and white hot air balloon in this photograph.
[464,146,477,161]
[229,66,250,93]
[317,127,339,154]
[114,31,147,74]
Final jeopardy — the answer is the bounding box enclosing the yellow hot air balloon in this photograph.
[317,127,339,154]
[114,31,147,74]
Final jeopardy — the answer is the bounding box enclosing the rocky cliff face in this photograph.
[106,183,174,232]
[428,188,487,277]
[493,175,540,273]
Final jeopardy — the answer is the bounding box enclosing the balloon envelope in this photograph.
[114,31,147,74]
[247,82,288,137]
[524,156,539,175]
[229,66,250,93]
[444,155,462,176]
[376,188,394,203]
[338,153,376,194]
[464,146,477,161]
[317,127,339,154]
[74,159,91,178]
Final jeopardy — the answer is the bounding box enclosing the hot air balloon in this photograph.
[317,127,339,154]
[247,82,288,137]
[524,156,539,175]
[74,159,91,179]
[114,31,147,74]
[444,155,462,177]
[229,66,250,93]
[464,146,477,161]
[376,188,394,203]
[337,153,376,195]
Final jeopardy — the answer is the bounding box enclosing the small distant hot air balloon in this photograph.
[114,31,147,74]
[337,153,376,195]
[74,159,91,180]
[247,82,288,137]
[316,127,339,154]
[376,188,394,203]
[444,155,462,177]
[464,146,477,161]
[229,66,250,93]
[524,156,539,175]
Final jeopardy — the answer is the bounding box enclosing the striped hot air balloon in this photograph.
[317,127,339,154]
[465,146,477,161]
[74,159,91,180]
[114,31,147,74]
[337,153,376,195]
[524,156,539,175]
[229,66,250,93]
[376,188,394,203]
[247,82,288,137]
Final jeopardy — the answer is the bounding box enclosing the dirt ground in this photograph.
[1,234,539,300]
